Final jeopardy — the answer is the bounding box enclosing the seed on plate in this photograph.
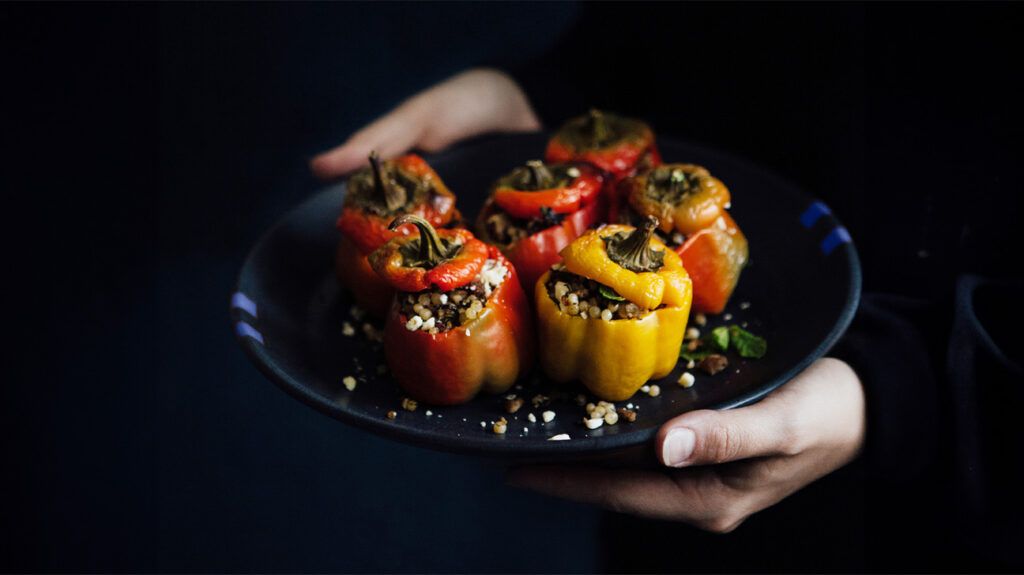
[542,410,556,423]
[740,301,751,310]
[548,434,571,441]
[493,417,508,435]
[401,397,418,411]
[425,410,433,416]
[584,417,603,430]
[723,313,733,321]
[386,410,397,420]
[342,376,357,391]
[694,312,707,326]
[687,359,696,369]
[641,385,651,393]
[604,410,619,425]
[617,408,637,422]
[685,327,701,340]
[593,405,607,417]
[504,397,525,414]
[678,372,696,388]
[527,413,537,423]
[342,322,356,337]
[648,385,661,397]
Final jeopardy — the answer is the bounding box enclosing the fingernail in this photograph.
[663,428,696,467]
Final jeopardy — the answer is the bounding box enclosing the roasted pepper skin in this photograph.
[560,224,691,311]
[535,269,691,401]
[500,196,605,293]
[383,248,535,405]
[370,227,488,293]
[492,170,603,219]
[335,154,458,317]
[545,122,660,182]
[676,213,749,314]
[623,164,731,236]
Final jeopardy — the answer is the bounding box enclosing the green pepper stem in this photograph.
[607,215,663,272]
[525,160,553,189]
[369,151,407,213]
[389,214,453,269]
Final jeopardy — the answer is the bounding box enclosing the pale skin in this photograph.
[313,68,867,533]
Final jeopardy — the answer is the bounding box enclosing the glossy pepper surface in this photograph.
[477,161,607,292]
[335,153,458,317]
[623,164,731,236]
[372,216,534,405]
[545,110,661,181]
[677,212,749,314]
[536,217,692,401]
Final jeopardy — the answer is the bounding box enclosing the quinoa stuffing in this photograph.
[398,258,509,334]
[545,269,654,320]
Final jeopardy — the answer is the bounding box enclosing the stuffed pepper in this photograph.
[618,164,748,314]
[369,215,534,405]
[545,109,661,182]
[335,152,459,318]
[476,160,606,292]
[535,216,692,401]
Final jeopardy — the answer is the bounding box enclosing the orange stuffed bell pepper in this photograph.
[619,164,749,314]
[535,216,692,401]
[546,109,661,182]
[369,215,534,405]
[476,160,606,292]
[335,152,459,318]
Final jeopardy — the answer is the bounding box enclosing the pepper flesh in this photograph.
[535,269,691,401]
[624,164,731,236]
[677,213,749,314]
[559,224,691,311]
[335,154,458,317]
[383,247,534,405]
[477,162,607,292]
[369,217,488,293]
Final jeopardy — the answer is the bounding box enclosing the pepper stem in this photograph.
[389,214,454,269]
[369,151,407,213]
[587,108,608,147]
[605,215,664,272]
[525,160,553,189]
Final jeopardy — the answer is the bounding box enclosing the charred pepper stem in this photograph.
[525,160,554,189]
[588,108,609,147]
[388,214,456,269]
[369,151,407,213]
[605,215,664,272]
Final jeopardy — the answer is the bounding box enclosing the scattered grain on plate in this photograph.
[425,410,433,416]
[342,376,357,391]
[604,410,619,425]
[493,417,508,435]
[542,410,556,423]
[648,384,661,397]
[617,407,637,423]
[362,323,384,342]
[527,413,537,423]
[687,359,696,369]
[548,434,571,441]
[386,410,397,420]
[479,421,486,428]
[694,312,707,326]
[350,306,366,321]
[739,301,751,310]
[504,396,525,414]
[342,322,356,337]
[531,394,550,408]
[678,372,696,388]
[685,327,701,340]
[699,353,729,375]
[584,417,603,430]
[723,313,733,321]
[400,397,418,412]
[641,385,651,393]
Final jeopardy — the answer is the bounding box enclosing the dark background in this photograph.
[2,2,1021,572]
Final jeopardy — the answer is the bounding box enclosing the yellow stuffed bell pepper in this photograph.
[535,216,692,401]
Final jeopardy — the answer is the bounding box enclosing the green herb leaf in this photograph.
[598,284,626,301]
[709,326,730,352]
[729,325,767,359]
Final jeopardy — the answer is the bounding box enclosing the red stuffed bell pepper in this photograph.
[476,160,606,293]
[619,163,749,314]
[335,152,459,318]
[369,215,534,405]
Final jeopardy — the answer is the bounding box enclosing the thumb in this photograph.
[656,399,798,468]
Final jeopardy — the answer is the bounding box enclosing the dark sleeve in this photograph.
[833,278,1024,566]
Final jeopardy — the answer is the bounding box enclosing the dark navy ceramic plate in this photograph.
[231,133,860,458]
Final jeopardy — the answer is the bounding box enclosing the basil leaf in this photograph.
[598,285,626,301]
[729,325,767,359]
[709,326,730,352]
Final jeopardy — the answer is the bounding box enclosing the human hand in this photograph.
[508,357,865,533]
[311,68,541,179]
